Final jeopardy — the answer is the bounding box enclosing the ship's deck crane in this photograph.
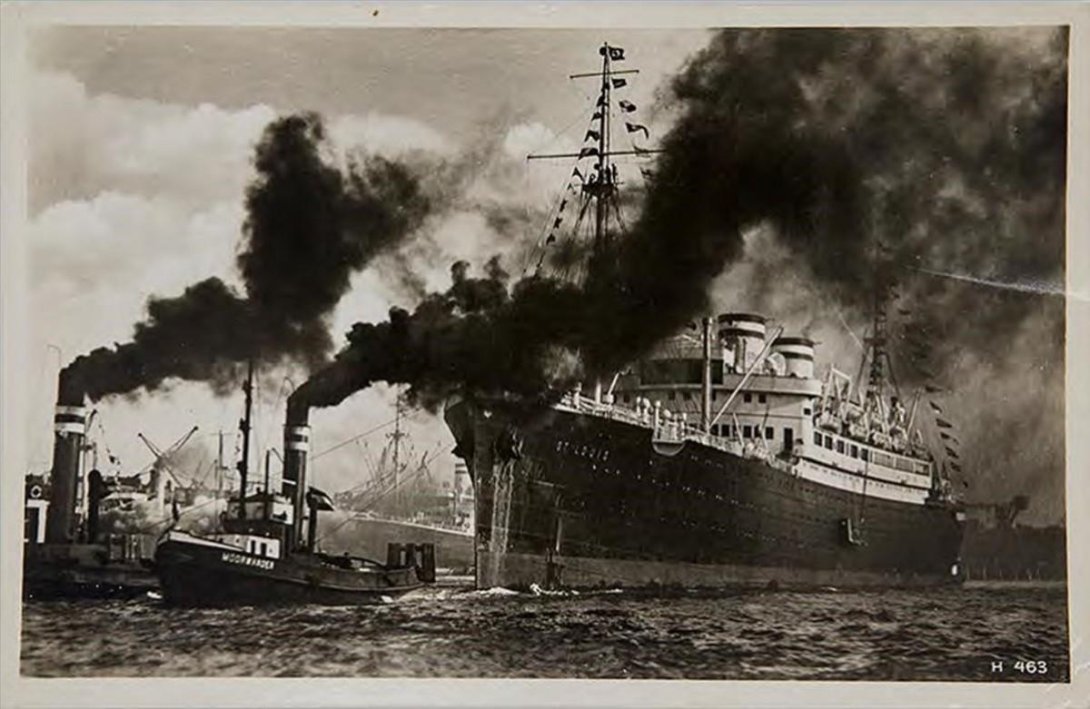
[137,426,199,488]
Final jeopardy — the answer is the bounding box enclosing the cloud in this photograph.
[329,113,454,158]
[24,70,473,488]
[29,70,276,212]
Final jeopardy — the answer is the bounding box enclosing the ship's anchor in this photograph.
[494,427,524,462]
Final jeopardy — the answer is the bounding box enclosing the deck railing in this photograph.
[553,392,791,472]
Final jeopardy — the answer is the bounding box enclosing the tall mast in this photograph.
[593,43,612,254]
[237,359,254,519]
[865,236,888,410]
[389,390,405,516]
[525,43,659,278]
[701,316,713,432]
[216,430,224,500]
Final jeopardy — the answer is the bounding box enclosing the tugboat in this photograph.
[23,402,159,600]
[155,362,434,606]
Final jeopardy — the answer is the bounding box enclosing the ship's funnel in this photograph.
[46,393,88,544]
[772,336,816,379]
[283,401,310,551]
[718,313,767,374]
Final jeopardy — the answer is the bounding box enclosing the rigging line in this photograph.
[610,192,629,237]
[523,130,600,275]
[336,443,443,501]
[312,465,432,546]
[310,418,398,461]
[361,440,382,483]
[532,104,596,157]
[835,310,866,352]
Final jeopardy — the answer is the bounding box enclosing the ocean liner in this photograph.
[443,43,965,591]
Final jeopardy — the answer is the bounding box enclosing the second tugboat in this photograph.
[155,362,435,606]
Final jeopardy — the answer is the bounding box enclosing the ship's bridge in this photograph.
[612,313,824,459]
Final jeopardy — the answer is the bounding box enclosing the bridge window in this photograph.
[814,432,822,445]
[836,440,845,454]
[861,449,869,462]
[851,444,859,459]
[803,407,812,415]
[825,435,833,450]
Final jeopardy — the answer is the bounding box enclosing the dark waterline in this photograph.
[21,585,1069,681]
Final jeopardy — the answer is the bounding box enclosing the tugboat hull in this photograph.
[23,539,159,600]
[155,534,426,607]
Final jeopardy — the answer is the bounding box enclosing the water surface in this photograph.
[21,585,1069,681]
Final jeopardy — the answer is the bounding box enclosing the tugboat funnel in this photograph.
[283,401,311,551]
[46,381,88,544]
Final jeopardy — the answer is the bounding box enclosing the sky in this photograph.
[25,27,711,494]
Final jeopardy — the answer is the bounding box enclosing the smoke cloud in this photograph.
[289,257,585,416]
[290,28,1066,424]
[59,112,432,404]
[591,27,1067,377]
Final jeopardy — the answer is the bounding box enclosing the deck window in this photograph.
[851,444,859,459]
[825,435,833,450]
[743,392,752,403]
[814,432,822,446]
[836,440,845,454]
[861,449,869,462]
[743,425,752,438]
[758,393,767,404]
[765,427,774,440]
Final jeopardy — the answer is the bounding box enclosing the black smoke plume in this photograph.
[590,27,1067,378]
[291,28,1067,422]
[59,113,431,404]
[289,257,585,415]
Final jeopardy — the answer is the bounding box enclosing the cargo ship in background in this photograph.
[319,393,475,573]
[444,43,965,591]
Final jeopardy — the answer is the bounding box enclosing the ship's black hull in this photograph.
[445,398,965,590]
[155,536,425,607]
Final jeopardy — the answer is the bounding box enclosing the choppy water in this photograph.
[21,584,1068,681]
